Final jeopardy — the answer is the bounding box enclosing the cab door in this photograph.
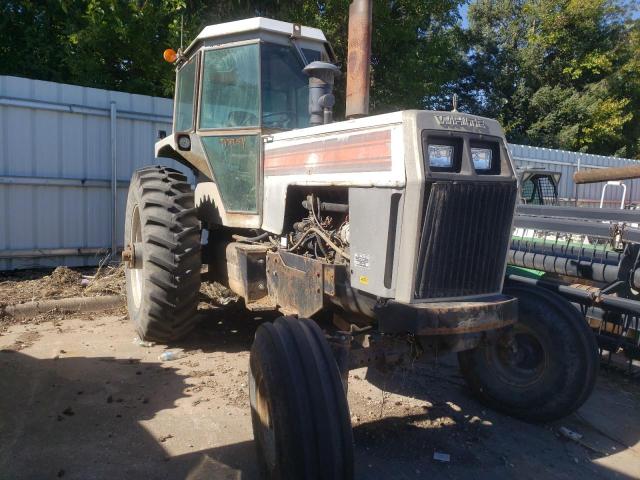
[197,42,262,223]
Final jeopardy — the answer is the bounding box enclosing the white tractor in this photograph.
[123,4,597,478]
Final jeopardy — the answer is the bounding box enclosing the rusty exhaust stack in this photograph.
[345,0,372,119]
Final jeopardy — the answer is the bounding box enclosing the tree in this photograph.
[0,0,467,116]
[465,0,640,157]
[0,1,204,96]
[0,1,73,83]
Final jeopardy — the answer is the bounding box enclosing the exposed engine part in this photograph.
[338,223,350,245]
[285,194,350,263]
[232,231,270,243]
[301,199,349,213]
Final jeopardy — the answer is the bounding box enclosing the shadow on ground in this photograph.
[1,309,639,479]
[173,306,276,355]
[0,350,257,479]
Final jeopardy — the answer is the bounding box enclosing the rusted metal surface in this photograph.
[266,251,328,317]
[348,336,406,370]
[238,245,270,302]
[374,295,518,335]
[345,0,372,119]
[346,333,443,370]
[221,242,271,303]
[574,164,640,184]
[121,242,142,269]
[121,244,134,268]
[323,265,337,296]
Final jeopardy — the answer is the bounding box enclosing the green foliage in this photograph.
[0,0,465,110]
[0,0,194,96]
[279,1,466,115]
[0,0,638,156]
[466,0,640,157]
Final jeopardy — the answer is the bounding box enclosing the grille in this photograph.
[414,181,517,299]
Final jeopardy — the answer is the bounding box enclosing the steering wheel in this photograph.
[262,111,295,129]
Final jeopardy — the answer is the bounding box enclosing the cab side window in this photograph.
[174,57,197,132]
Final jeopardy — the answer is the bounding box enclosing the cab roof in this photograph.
[184,17,327,55]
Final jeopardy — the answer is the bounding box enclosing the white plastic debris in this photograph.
[217,296,235,305]
[133,336,154,348]
[559,426,583,442]
[433,452,450,463]
[446,401,462,412]
[159,351,184,361]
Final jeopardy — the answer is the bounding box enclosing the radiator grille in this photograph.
[414,181,517,299]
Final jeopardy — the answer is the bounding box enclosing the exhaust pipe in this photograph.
[345,0,372,119]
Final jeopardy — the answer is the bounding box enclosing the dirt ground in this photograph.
[0,266,234,333]
[1,302,639,480]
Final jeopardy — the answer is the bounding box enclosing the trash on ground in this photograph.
[133,336,154,347]
[559,426,583,442]
[433,451,451,463]
[159,351,184,362]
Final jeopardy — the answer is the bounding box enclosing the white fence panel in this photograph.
[0,76,189,270]
[2,75,639,271]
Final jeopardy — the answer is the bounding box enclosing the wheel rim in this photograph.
[251,369,276,471]
[129,205,143,309]
[490,323,548,387]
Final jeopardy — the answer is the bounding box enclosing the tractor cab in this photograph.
[175,17,334,132]
[157,18,336,220]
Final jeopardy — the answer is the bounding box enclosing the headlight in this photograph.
[471,147,492,170]
[428,145,454,168]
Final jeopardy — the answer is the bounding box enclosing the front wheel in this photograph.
[458,284,598,422]
[249,316,353,479]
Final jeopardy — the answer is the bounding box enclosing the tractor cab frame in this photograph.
[156,18,335,228]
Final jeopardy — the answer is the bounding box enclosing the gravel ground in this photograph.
[0,304,639,480]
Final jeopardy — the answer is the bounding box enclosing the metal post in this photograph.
[110,101,117,260]
[574,156,581,206]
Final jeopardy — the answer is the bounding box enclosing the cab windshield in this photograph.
[199,42,311,131]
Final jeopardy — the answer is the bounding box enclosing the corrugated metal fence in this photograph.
[1,75,639,270]
[0,75,186,270]
[509,144,640,207]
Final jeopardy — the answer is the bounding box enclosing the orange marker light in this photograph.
[163,48,177,63]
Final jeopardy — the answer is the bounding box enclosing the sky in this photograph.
[459,1,639,29]
[459,2,469,28]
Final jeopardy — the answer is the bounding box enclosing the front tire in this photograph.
[458,284,598,422]
[124,166,201,342]
[249,316,354,479]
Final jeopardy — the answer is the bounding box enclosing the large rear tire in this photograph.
[249,316,354,480]
[124,165,201,342]
[458,284,598,422]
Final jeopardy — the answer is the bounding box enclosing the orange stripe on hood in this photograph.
[265,130,392,175]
